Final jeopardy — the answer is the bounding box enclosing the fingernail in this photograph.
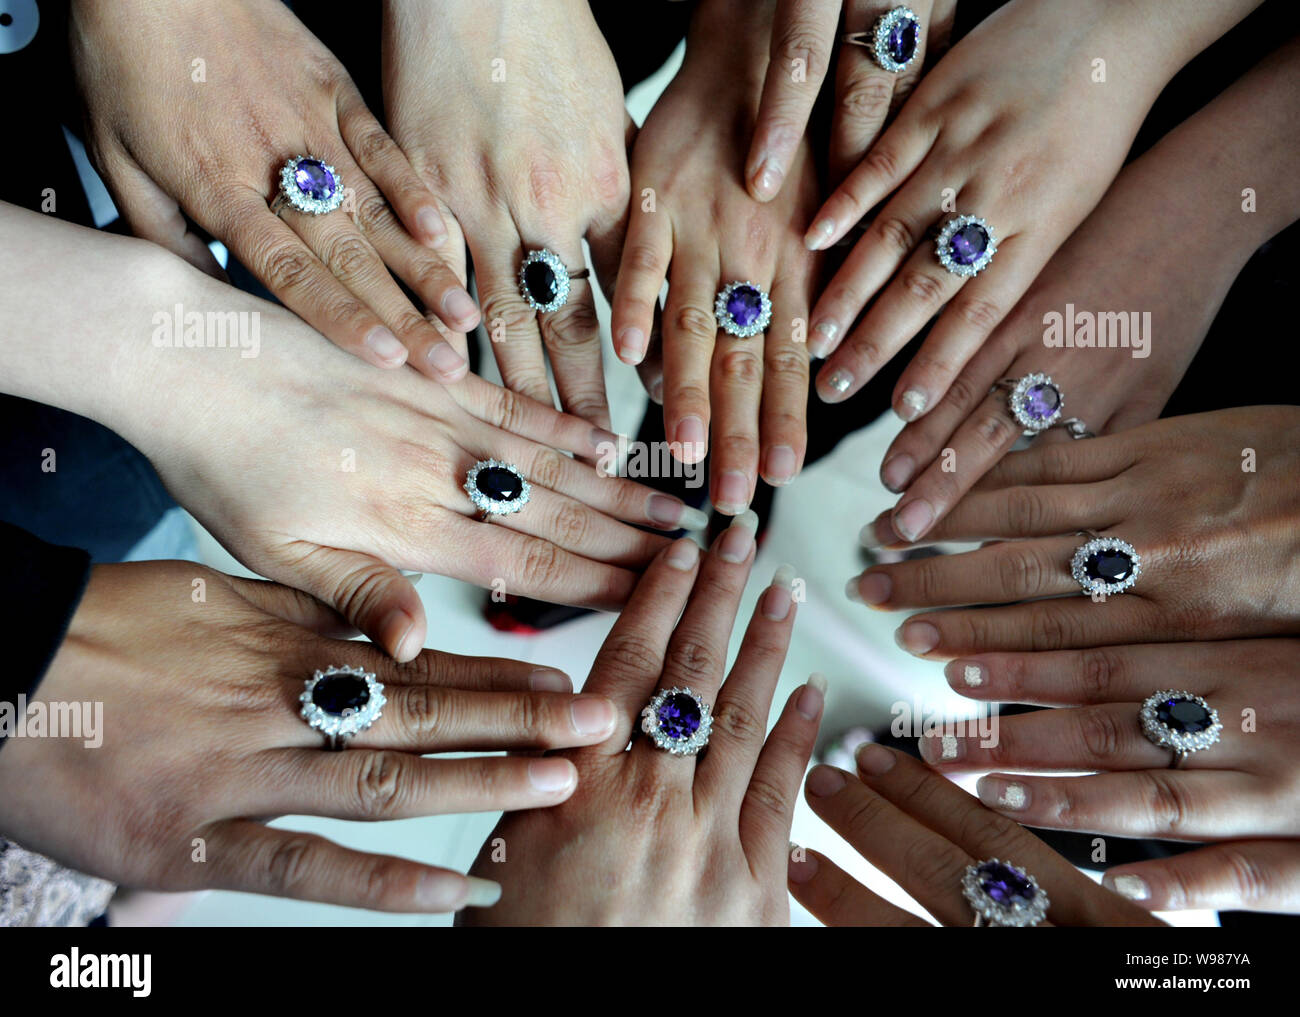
[647,492,707,529]
[528,758,576,793]
[365,326,406,365]
[714,470,751,515]
[859,514,895,549]
[797,672,827,720]
[805,218,836,251]
[977,777,1028,811]
[945,661,984,688]
[590,428,622,463]
[820,368,854,401]
[618,326,647,364]
[751,157,783,201]
[719,509,758,562]
[648,376,664,405]
[880,454,915,493]
[461,875,503,908]
[528,668,572,692]
[415,870,470,910]
[763,445,798,486]
[570,696,616,736]
[808,321,839,358]
[666,537,700,571]
[762,564,797,620]
[857,571,892,606]
[675,416,707,462]
[1103,873,1151,902]
[426,340,467,376]
[443,287,480,327]
[896,389,928,422]
[856,742,896,776]
[416,206,448,247]
[805,764,846,797]
[893,499,934,542]
[895,620,940,656]
[919,732,964,764]
[382,608,418,661]
[787,843,819,883]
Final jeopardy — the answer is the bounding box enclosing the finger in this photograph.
[708,304,766,516]
[204,820,499,913]
[849,744,1163,925]
[746,0,840,202]
[662,249,722,464]
[700,566,803,802]
[974,770,1265,841]
[848,535,1083,609]
[788,847,929,926]
[275,749,579,818]
[610,183,673,366]
[759,272,812,487]
[978,432,1136,490]
[578,537,703,754]
[1102,840,1300,913]
[736,676,826,865]
[387,648,573,694]
[225,575,356,639]
[534,238,611,427]
[471,227,555,406]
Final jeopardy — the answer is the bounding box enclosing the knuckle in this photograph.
[488,385,525,434]
[479,295,537,338]
[353,125,397,166]
[505,693,543,739]
[778,27,830,80]
[529,448,566,491]
[875,216,915,256]
[1004,490,1046,537]
[1080,647,1125,700]
[711,701,764,744]
[672,304,718,344]
[261,242,317,293]
[360,857,407,908]
[519,539,561,588]
[1029,606,1076,651]
[1219,846,1272,903]
[841,75,895,124]
[744,774,791,822]
[943,371,982,412]
[1139,771,1194,834]
[717,347,763,387]
[264,834,318,895]
[861,143,901,183]
[665,638,721,688]
[353,751,406,819]
[627,770,674,819]
[354,193,392,235]
[975,408,1018,450]
[600,633,664,676]
[994,546,1044,595]
[765,342,808,377]
[400,685,443,737]
[624,241,666,277]
[954,296,1002,335]
[323,234,376,281]
[901,839,968,892]
[900,268,946,306]
[545,301,601,353]
[551,500,590,547]
[1076,708,1124,763]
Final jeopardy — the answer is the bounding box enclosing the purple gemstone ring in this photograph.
[640,686,713,756]
[271,155,344,216]
[519,248,590,313]
[962,858,1049,927]
[715,280,772,338]
[1070,534,1141,597]
[1139,690,1221,769]
[994,373,1094,438]
[935,214,996,276]
[300,665,386,751]
[843,6,921,74]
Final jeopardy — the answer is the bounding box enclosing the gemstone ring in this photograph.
[1070,534,1141,596]
[843,6,921,73]
[300,665,386,751]
[994,373,1093,437]
[962,858,1050,927]
[519,248,589,313]
[640,686,713,756]
[271,156,344,216]
[1139,690,1222,769]
[935,214,997,276]
[715,280,772,338]
[465,459,531,519]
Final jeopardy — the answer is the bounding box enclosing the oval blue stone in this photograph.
[476,466,524,503]
[1023,383,1060,421]
[1156,697,1212,734]
[523,260,559,305]
[1084,549,1133,584]
[977,861,1035,905]
[887,18,919,64]
[294,158,337,201]
[949,224,989,266]
[656,692,701,741]
[312,673,369,716]
[725,285,764,328]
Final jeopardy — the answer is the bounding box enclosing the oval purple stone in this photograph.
[1084,549,1134,584]
[1023,382,1060,421]
[656,692,702,741]
[887,18,919,64]
[725,285,764,328]
[311,673,369,716]
[976,861,1035,905]
[294,158,337,201]
[1155,697,1213,734]
[949,224,989,266]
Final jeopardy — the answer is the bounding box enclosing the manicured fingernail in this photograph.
[859,514,895,549]
[919,732,964,764]
[1103,873,1151,902]
[675,416,707,461]
[977,777,1028,810]
[893,499,934,542]
[426,340,467,376]
[797,672,827,720]
[719,509,758,562]
[880,454,915,493]
[416,206,448,247]
[857,571,892,606]
[808,320,838,358]
[415,870,469,910]
[751,157,783,201]
[365,326,406,365]
[787,843,819,883]
[945,661,984,688]
[528,758,577,793]
[442,287,479,326]
[528,668,572,692]
[461,876,502,908]
[806,764,846,797]
[762,564,797,620]
[820,367,854,401]
[714,470,751,515]
[570,696,616,736]
[618,326,647,364]
[763,445,798,486]
[805,218,836,251]
[897,389,928,422]
[666,537,701,571]
[383,609,419,661]
[895,620,940,656]
[647,493,707,529]
[856,741,896,775]
[648,376,664,404]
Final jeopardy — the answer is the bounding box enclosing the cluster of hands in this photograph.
[1,0,1298,923]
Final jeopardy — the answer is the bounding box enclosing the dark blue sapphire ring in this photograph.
[935,214,997,276]
[300,666,386,750]
[1071,534,1141,596]
[272,156,344,216]
[519,248,589,313]
[465,460,531,519]
[844,6,921,74]
[1140,690,1221,768]
[962,858,1049,927]
[641,686,713,756]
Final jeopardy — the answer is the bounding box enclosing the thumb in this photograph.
[1102,840,1300,914]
